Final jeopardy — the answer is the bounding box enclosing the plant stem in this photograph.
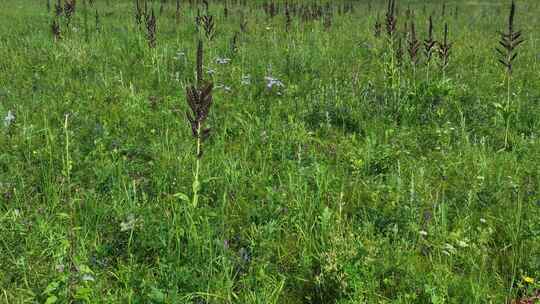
[192,121,202,208]
[504,72,511,150]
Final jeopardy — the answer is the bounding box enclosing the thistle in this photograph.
[496,0,524,150]
[185,40,214,207]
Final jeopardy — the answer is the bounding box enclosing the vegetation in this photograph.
[1,0,539,303]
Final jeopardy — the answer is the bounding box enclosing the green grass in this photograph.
[1,0,540,303]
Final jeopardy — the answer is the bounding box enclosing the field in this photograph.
[1,0,540,303]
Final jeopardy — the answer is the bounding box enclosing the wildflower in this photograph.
[443,243,456,255]
[523,276,535,284]
[215,57,231,65]
[81,274,95,282]
[174,51,186,60]
[215,84,232,92]
[241,74,251,85]
[264,76,284,89]
[480,218,487,224]
[419,230,428,237]
[456,240,469,248]
[3,110,15,127]
[56,264,65,273]
[120,214,138,232]
[239,247,251,263]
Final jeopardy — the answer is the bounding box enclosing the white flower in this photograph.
[264,76,284,89]
[175,51,186,60]
[215,84,232,92]
[419,230,428,237]
[456,240,469,248]
[480,218,487,224]
[215,57,231,65]
[241,74,251,85]
[120,214,138,232]
[4,110,15,127]
[443,243,456,254]
[81,274,95,282]
[56,264,65,273]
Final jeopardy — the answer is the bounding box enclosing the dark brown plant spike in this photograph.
[146,8,156,48]
[396,35,404,67]
[385,0,397,38]
[195,7,201,28]
[230,31,239,56]
[285,3,291,32]
[186,40,214,156]
[240,17,247,33]
[175,0,181,24]
[64,0,76,27]
[496,0,524,75]
[202,0,209,13]
[424,15,436,62]
[407,20,421,66]
[201,14,215,40]
[323,9,332,30]
[135,0,143,26]
[95,9,100,31]
[374,13,382,38]
[55,0,63,16]
[442,2,446,17]
[52,18,62,41]
[437,22,452,69]
[186,83,213,147]
[196,39,203,86]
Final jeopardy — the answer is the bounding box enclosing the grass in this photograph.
[1,0,540,303]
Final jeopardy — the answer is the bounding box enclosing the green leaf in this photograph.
[148,287,166,303]
[45,295,58,304]
[43,281,59,295]
[172,192,190,202]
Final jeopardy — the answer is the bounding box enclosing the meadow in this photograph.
[1,0,540,303]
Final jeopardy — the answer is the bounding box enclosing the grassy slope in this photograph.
[0,0,539,303]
